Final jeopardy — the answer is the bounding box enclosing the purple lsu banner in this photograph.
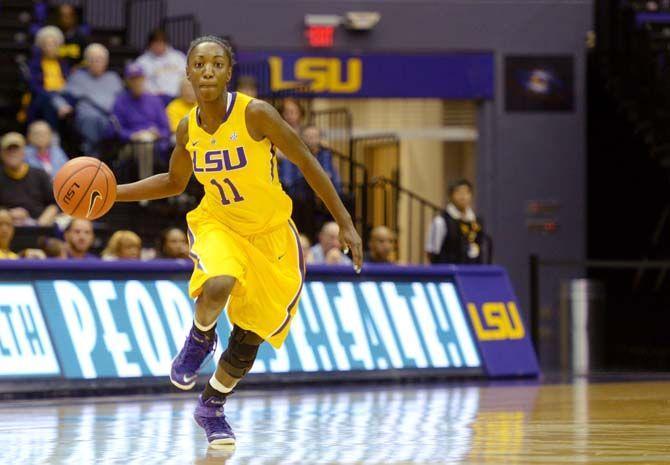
[237,51,494,99]
[454,267,539,377]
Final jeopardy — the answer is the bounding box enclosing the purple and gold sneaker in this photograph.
[194,394,236,448]
[170,327,216,390]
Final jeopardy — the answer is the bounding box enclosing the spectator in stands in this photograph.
[113,63,170,178]
[0,209,18,260]
[40,237,68,259]
[279,97,304,133]
[156,227,189,259]
[55,3,89,67]
[310,222,352,265]
[365,226,396,264]
[24,120,69,178]
[64,219,97,259]
[299,233,314,264]
[236,75,258,98]
[0,132,58,226]
[60,43,123,155]
[28,26,72,130]
[425,179,486,264]
[102,230,142,260]
[166,78,196,134]
[280,125,341,239]
[136,29,186,105]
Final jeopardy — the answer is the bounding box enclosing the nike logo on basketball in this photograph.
[86,190,102,218]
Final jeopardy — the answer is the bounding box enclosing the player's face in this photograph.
[187,43,232,103]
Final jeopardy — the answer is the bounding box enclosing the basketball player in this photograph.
[115,36,362,448]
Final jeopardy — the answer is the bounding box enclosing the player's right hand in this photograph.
[339,222,363,273]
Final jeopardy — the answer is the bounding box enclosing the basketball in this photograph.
[53,157,116,220]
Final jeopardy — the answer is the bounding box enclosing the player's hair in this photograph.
[186,35,235,66]
[448,179,474,196]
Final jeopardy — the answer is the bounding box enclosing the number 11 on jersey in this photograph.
[211,178,244,205]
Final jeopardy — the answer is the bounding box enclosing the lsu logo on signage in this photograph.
[467,302,525,341]
[268,56,362,93]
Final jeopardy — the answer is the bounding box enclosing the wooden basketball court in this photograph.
[0,380,668,464]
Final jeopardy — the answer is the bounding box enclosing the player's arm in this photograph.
[246,100,363,271]
[116,117,193,202]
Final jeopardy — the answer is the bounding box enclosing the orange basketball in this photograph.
[53,157,117,220]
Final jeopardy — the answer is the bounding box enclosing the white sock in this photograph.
[194,317,216,332]
[209,375,234,394]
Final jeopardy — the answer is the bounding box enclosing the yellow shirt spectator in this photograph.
[42,58,66,91]
[0,249,18,260]
[166,97,196,133]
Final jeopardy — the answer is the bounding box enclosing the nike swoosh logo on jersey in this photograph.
[192,140,199,146]
[183,374,197,383]
[277,253,286,260]
[86,190,102,218]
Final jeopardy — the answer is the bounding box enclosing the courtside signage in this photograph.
[0,283,60,377]
[455,270,539,377]
[25,279,480,379]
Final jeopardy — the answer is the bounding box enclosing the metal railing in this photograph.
[328,149,441,263]
[312,108,352,158]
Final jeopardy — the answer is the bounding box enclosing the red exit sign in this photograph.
[305,25,335,47]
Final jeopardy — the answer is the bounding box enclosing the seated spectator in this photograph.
[425,179,486,264]
[55,3,90,67]
[136,29,186,105]
[59,43,123,155]
[19,248,47,259]
[279,97,304,134]
[0,132,58,226]
[28,26,72,130]
[280,125,342,239]
[64,218,97,259]
[236,75,258,98]
[299,233,314,264]
[39,237,68,258]
[365,226,396,264]
[0,209,18,260]
[156,227,188,259]
[166,78,196,134]
[113,63,170,179]
[24,120,69,178]
[310,222,351,265]
[102,230,141,260]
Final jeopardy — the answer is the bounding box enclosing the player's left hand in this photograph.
[339,222,363,273]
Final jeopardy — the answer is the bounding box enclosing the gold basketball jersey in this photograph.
[186,92,293,236]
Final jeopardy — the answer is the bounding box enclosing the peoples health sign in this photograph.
[0,263,538,381]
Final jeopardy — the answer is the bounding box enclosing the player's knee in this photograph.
[219,326,264,378]
[201,276,235,308]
